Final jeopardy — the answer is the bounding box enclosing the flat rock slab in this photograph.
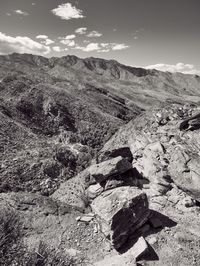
[94,237,148,266]
[98,146,133,163]
[91,186,149,249]
[88,156,132,183]
[94,253,136,266]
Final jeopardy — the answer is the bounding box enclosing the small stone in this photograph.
[80,214,94,222]
[148,236,157,245]
[94,224,98,233]
[181,196,196,207]
[87,184,104,199]
[143,184,150,189]
[168,195,180,204]
[146,141,165,154]
[76,216,81,221]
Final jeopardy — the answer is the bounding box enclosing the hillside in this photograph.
[0,53,200,265]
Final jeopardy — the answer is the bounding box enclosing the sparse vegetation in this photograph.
[0,209,76,266]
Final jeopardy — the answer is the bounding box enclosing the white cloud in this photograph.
[67,40,75,47]
[52,46,62,52]
[32,3,36,5]
[75,27,87,35]
[84,43,100,51]
[59,34,76,47]
[74,42,130,53]
[60,39,75,47]
[100,43,110,48]
[112,44,129,50]
[43,39,54,45]
[64,34,76,40]
[87,31,102,38]
[36,35,48,39]
[51,3,84,20]
[146,63,200,75]
[6,13,11,16]
[14,10,29,16]
[74,43,100,52]
[60,39,70,45]
[36,35,54,45]
[0,32,50,55]
[98,49,110,53]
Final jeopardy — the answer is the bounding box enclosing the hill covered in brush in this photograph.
[0,53,200,193]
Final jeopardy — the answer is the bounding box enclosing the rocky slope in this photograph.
[98,103,200,265]
[0,53,200,265]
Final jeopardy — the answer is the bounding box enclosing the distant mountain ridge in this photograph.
[1,53,200,109]
[0,53,151,79]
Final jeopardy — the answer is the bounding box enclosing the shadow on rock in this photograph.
[137,242,159,262]
[118,209,177,262]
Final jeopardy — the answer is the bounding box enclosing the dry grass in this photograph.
[0,209,76,266]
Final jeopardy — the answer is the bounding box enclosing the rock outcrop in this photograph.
[91,187,149,249]
[101,104,200,203]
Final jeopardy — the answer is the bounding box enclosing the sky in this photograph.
[0,0,200,74]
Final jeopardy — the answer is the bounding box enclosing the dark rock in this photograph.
[98,147,133,163]
[88,156,132,183]
[104,168,140,190]
[180,112,200,131]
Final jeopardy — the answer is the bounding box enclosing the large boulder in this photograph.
[51,169,91,211]
[169,148,200,201]
[97,146,133,163]
[91,186,149,249]
[88,156,132,183]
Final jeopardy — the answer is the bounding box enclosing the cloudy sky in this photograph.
[0,0,200,74]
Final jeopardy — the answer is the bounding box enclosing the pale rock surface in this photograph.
[91,186,149,249]
[87,183,104,199]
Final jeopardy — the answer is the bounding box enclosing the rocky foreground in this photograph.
[1,103,200,265]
